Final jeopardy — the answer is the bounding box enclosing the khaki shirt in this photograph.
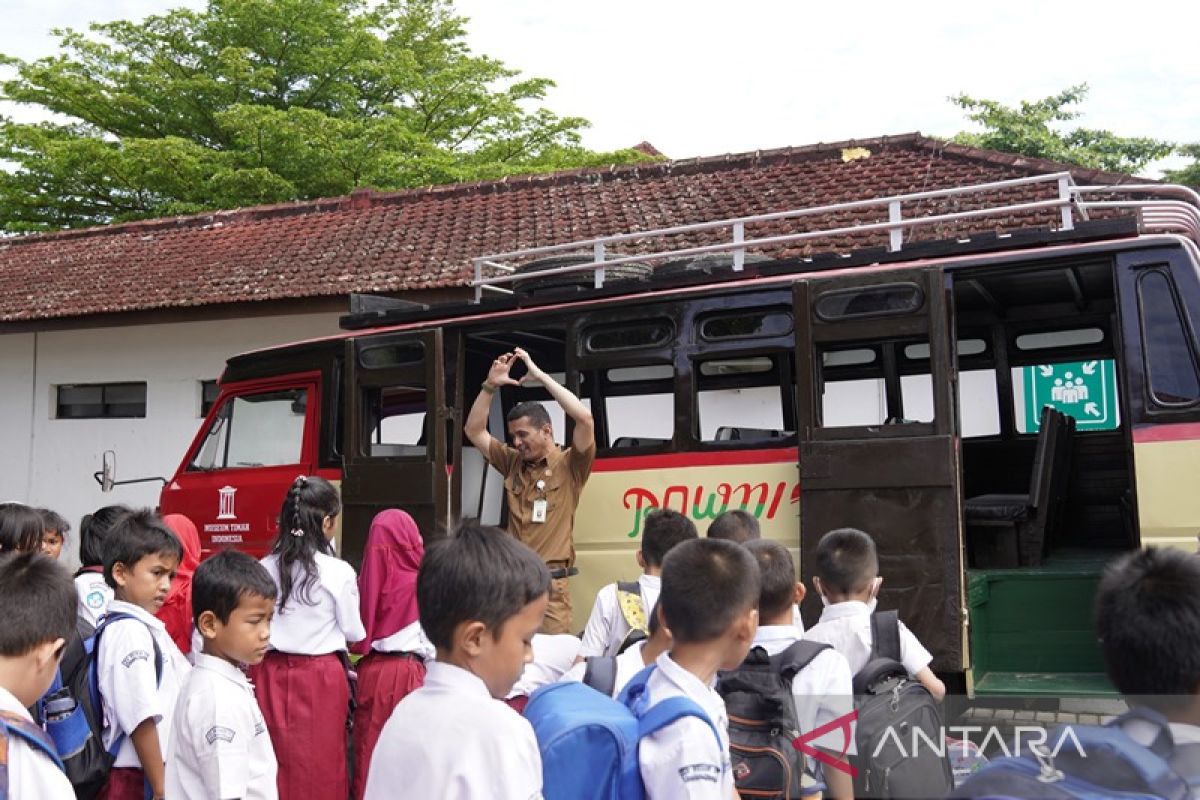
[486,438,596,564]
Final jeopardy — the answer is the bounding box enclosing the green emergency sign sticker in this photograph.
[1019,359,1120,432]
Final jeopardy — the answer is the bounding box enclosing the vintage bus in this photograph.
[147,173,1200,698]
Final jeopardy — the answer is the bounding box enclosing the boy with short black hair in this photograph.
[97,509,192,800]
[638,537,760,799]
[37,507,70,561]
[804,527,945,700]
[0,551,76,796]
[166,549,279,799]
[364,523,551,799]
[706,508,761,544]
[743,539,855,799]
[579,508,697,659]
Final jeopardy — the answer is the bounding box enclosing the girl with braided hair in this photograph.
[252,475,366,800]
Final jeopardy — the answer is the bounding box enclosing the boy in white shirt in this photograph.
[579,508,697,659]
[564,599,672,698]
[804,528,945,700]
[638,538,760,800]
[96,509,193,800]
[743,539,855,799]
[0,551,76,797]
[364,524,550,800]
[167,549,279,799]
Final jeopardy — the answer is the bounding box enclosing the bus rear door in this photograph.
[793,267,967,673]
[342,329,452,564]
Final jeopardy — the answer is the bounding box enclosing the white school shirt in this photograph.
[371,620,436,660]
[75,571,114,629]
[753,625,856,759]
[97,600,192,768]
[0,686,74,797]
[363,661,543,800]
[166,653,278,800]
[507,634,582,699]
[638,651,734,800]
[579,574,661,657]
[561,640,649,698]
[803,600,933,677]
[260,552,366,654]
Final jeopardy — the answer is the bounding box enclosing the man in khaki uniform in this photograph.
[465,347,596,634]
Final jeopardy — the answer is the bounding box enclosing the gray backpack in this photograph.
[851,611,953,799]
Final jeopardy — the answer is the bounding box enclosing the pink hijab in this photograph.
[157,514,201,654]
[352,509,424,656]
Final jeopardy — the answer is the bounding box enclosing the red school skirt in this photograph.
[249,651,350,800]
[351,651,427,800]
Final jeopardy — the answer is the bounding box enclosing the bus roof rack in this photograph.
[469,173,1200,303]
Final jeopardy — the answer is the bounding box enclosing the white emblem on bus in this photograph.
[218,486,237,520]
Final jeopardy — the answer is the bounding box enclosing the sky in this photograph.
[3,0,1198,176]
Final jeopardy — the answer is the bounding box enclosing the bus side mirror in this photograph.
[97,450,116,493]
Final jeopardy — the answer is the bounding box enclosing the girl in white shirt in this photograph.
[251,475,365,800]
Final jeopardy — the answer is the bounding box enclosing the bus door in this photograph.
[342,329,451,564]
[1115,245,1200,550]
[793,268,967,672]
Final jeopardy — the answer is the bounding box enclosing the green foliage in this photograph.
[0,0,652,230]
[949,84,1175,175]
[1163,143,1200,187]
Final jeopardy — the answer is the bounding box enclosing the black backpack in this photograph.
[582,655,621,697]
[851,610,952,799]
[718,640,831,799]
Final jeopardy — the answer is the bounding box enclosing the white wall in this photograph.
[1,310,341,565]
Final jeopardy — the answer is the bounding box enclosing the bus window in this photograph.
[697,355,790,442]
[364,385,426,457]
[602,364,673,447]
[190,389,307,470]
[820,346,884,428]
[1137,269,1200,407]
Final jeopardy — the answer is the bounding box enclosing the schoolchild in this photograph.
[578,508,697,659]
[639,537,760,799]
[744,539,856,800]
[562,598,672,698]
[0,551,77,797]
[706,508,761,544]
[803,528,945,700]
[253,475,365,800]
[363,523,550,800]
[350,509,433,800]
[165,549,278,800]
[96,509,192,800]
[155,514,202,655]
[75,504,131,631]
[37,507,71,560]
[0,501,44,553]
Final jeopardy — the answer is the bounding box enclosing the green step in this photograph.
[973,670,1117,697]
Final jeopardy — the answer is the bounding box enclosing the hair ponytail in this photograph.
[272,475,341,610]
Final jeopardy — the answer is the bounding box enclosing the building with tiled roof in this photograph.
[0,132,1141,552]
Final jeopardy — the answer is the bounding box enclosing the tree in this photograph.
[1163,144,1200,187]
[949,84,1175,175]
[0,0,651,231]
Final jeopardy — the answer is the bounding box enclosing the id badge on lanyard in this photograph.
[532,479,548,523]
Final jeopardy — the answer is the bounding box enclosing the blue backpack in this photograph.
[951,708,1200,800]
[41,611,162,800]
[525,664,722,800]
[0,710,65,799]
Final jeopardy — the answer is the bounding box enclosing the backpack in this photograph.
[851,610,952,799]
[526,664,721,800]
[717,640,832,800]
[952,707,1200,800]
[0,710,65,799]
[42,611,162,800]
[615,581,649,654]
[583,655,621,698]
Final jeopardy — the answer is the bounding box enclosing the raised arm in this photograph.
[513,347,595,453]
[465,352,520,457]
